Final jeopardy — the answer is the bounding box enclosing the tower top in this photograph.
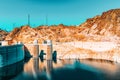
[33,39,38,45]
[43,40,52,45]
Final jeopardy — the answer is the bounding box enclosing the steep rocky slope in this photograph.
[80,9,120,41]
[81,9,120,36]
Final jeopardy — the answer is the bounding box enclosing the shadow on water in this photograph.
[0,61,24,80]
[24,57,31,63]
[24,46,32,58]
[52,51,57,63]
[53,59,57,63]
[40,57,44,62]
[39,50,46,62]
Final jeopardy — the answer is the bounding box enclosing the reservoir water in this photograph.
[0,58,120,80]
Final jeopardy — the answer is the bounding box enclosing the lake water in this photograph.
[0,58,120,80]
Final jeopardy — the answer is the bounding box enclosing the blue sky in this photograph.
[0,0,120,31]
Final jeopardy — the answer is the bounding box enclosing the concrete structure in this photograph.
[32,58,39,79]
[32,45,39,58]
[46,60,53,74]
[43,40,53,60]
[25,40,39,58]
[0,43,24,67]
[24,40,53,60]
[0,40,13,46]
[1,41,8,46]
[32,40,39,58]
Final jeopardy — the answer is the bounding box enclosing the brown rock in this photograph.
[0,29,8,41]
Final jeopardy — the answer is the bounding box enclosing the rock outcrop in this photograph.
[0,29,8,41]
[5,25,86,44]
[80,9,120,42]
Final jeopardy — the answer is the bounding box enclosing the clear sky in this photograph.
[0,0,120,31]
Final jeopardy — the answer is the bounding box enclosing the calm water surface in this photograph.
[0,58,120,80]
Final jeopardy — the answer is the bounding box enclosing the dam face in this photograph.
[0,44,24,67]
[43,40,53,60]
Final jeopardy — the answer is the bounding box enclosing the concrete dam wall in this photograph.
[0,44,24,67]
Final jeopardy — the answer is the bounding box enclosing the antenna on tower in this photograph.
[28,14,30,26]
[13,23,16,28]
[46,15,48,26]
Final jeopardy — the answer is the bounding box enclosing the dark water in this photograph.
[0,58,120,80]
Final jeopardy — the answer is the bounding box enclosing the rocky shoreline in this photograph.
[52,42,120,63]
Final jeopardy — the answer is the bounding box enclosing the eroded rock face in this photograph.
[0,29,8,41]
[5,25,86,44]
[80,9,120,37]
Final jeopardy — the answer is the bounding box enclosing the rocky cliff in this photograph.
[80,9,120,42]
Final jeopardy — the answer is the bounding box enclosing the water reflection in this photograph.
[23,58,104,80]
[46,60,53,74]
[80,59,120,80]
[0,61,24,80]
[51,60,104,80]
[2,58,120,80]
[32,58,39,80]
[80,59,117,73]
